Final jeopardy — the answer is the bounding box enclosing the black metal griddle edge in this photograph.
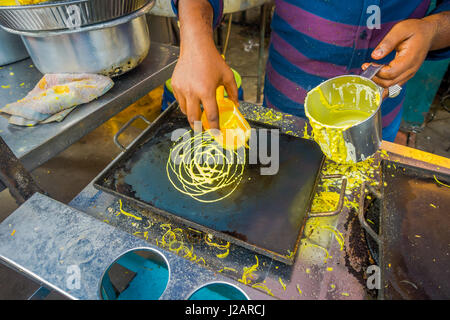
[93,101,325,265]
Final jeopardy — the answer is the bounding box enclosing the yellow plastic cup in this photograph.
[201,86,251,150]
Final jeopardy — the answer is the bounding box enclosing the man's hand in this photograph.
[362,12,450,97]
[171,0,238,131]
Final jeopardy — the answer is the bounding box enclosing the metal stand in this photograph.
[256,3,268,104]
[0,136,44,205]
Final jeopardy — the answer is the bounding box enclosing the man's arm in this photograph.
[363,9,450,93]
[171,0,237,130]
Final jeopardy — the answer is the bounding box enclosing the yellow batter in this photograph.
[306,81,380,164]
[166,130,246,203]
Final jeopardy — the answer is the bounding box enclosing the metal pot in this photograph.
[0,27,28,66]
[305,65,385,163]
[3,1,154,77]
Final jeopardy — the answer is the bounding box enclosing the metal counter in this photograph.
[0,42,178,172]
[65,102,371,300]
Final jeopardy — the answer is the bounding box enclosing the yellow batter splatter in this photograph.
[433,175,450,188]
[118,199,142,221]
[278,277,286,291]
[251,282,274,297]
[296,284,303,296]
[238,255,259,285]
[204,234,230,259]
[218,267,238,273]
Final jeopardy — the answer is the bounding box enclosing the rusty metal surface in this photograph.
[379,161,450,299]
[93,103,325,264]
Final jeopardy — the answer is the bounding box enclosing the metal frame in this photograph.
[308,174,347,218]
[358,159,450,300]
[0,136,44,204]
[92,101,325,265]
[0,193,271,300]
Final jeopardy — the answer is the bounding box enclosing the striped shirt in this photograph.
[172,0,450,142]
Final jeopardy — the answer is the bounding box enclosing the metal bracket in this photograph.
[308,174,347,218]
[113,115,152,152]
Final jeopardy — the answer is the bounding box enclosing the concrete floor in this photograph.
[0,11,449,299]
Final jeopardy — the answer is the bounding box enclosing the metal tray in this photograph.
[93,102,326,264]
[0,0,153,32]
[360,160,450,299]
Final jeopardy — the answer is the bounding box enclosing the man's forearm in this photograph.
[178,0,216,54]
[423,11,450,51]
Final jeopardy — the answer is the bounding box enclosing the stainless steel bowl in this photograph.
[4,1,154,77]
[0,0,152,32]
[0,27,28,66]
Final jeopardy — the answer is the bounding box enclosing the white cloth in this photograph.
[1,73,114,126]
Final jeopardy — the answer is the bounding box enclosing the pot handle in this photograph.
[360,64,384,80]
[114,115,152,152]
[360,63,402,99]
[357,182,381,245]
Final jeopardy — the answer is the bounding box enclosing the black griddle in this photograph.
[361,160,450,299]
[94,103,325,264]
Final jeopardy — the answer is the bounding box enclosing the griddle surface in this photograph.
[381,162,450,299]
[96,109,324,263]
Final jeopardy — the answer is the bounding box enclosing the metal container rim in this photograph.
[0,0,88,10]
[185,281,251,300]
[304,74,383,130]
[1,0,154,37]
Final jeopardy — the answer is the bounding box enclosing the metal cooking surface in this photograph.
[95,107,324,264]
[381,161,450,299]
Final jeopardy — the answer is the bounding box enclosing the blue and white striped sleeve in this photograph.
[171,0,224,29]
